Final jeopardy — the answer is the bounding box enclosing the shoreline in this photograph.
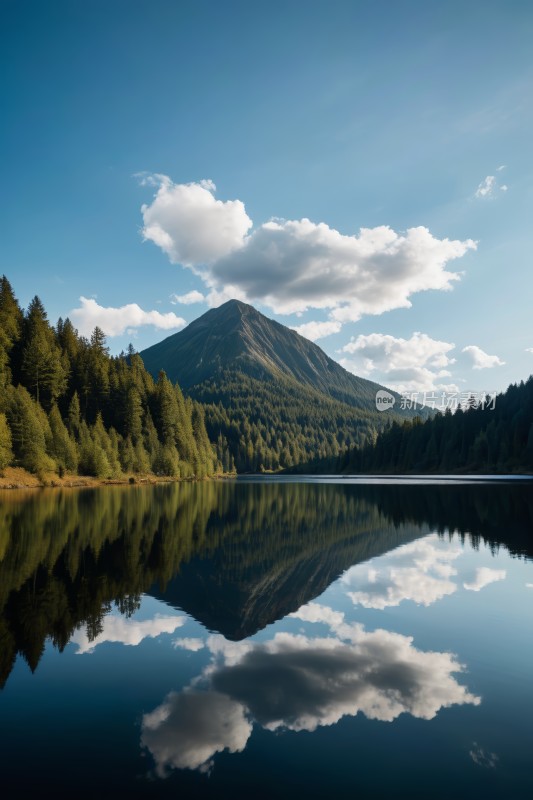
[0,467,234,491]
[2,466,532,491]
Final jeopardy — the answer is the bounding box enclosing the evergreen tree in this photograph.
[3,385,55,474]
[56,317,79,362]
[78,419,111,478]
[119,435,136,473]
[93,413,121,477]
[154,371,182,446]
[48,404,78,474]
[153,443,181,477]
[85,327,111,419]
[0,276,23,387]
[21,297,67,406]
[133,438,150,473]
[67,392,81,438]
[123,387,143,442]
[142,410,160,470]
[0,412,13,470]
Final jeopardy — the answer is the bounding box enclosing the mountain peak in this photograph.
[140,299,429,474]
[140,298,400,411]
[208,298,262,321]
[218,298,250,309]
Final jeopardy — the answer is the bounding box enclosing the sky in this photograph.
[2,0,533,399]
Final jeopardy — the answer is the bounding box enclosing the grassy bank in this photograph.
[0,466,234,490]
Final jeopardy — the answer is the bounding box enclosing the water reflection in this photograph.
[0,478,532,795]
[141,599,481,774]
[341,534,462,609]
[470,742,499,769]
[463,567,506,592]
[0,480,532,689]
[71,613,186,654]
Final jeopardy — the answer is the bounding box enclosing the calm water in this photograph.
[1,477,532,799]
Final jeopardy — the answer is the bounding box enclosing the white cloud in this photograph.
[141,690,252,775]
[474,171,508,198]
[211,220,475,319]
[141,610,480,774]
[139,176,476,325]
[526,348,533,355]
[338,332,457,393]
[173,637,206,652]
[72,613,185,654]
[341,535,462,609]
[475,175,496,198]
[70,297,186,337]
[462,345,505,369]
[205,284,248,308]
[291,320,342,341]
[140,174,252,266]
[463,567,506,592]
[170,290,205,305]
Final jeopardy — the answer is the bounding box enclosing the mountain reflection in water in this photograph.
[1,479,532,689]
[1,478,533,798]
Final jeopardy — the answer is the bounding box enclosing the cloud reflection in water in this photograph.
[72,613,186,654]
[141,602,480,775]
[341,534,462,609]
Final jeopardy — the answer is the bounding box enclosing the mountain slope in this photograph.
[142,299,401,410]
[140,300,427,471]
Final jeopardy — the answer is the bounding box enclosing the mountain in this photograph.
[142,299,398,409]
[150,522,424,640]
[140,300,428,472]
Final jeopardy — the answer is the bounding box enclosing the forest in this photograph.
[194,369,381,473]
[1,274,532,479]
[0,276,227,480]
[311,377,533,474]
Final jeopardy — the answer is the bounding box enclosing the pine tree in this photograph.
[4,385,55,474]
[133,438,150,473]
[85,327,111,419]
[142,410,160,470]
[93,413,121,477]
[153,443,180,477]
[154,371,177,445]
[78,419,110,478]
[48,404,78,474]
[0,412,13,470]
[119,435,136,473]
[67,392,81,438]
[0,276,23,387]
[21,297,67,406]
[56,317,80,362]
[124,387,143,442]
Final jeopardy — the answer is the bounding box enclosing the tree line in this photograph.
[0,276,231,479]
[192,370,382,473]
[3,272,531,479]
[334,378,533,474]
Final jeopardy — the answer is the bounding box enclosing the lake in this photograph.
[1,477,532,799]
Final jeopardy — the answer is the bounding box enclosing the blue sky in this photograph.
[2,0,532,397]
